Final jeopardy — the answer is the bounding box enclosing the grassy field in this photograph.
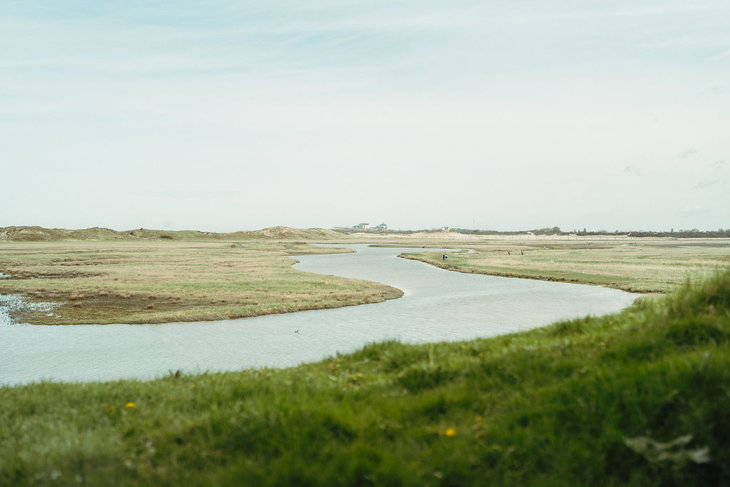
[1,236,729,324]
[0,240,401,325]
[1,269,728,486]
[399,237,730,293]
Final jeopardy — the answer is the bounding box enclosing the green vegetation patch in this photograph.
[2,269,729,486]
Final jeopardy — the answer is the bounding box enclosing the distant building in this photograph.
[352,223,370,230]
[374,223,387,230]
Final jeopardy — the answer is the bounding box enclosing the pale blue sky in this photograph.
[1,1,729,231]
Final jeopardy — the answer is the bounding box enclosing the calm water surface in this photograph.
[0,245,638,385]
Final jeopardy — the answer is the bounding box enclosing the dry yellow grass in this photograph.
[399,237,730,293]
[2,233,727,325]
[0,240,401,325]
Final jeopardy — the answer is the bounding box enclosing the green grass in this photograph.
[2,269,729,486]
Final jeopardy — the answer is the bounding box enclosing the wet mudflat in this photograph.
[0,245,637,385]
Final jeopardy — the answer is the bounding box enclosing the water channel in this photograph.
[0,245,638,386]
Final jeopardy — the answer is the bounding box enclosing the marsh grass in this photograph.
[0,241,401,324]
[1,269,729,486]
[2,237,728,324]
[402,239,730,293]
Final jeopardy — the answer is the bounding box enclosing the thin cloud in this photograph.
[711,48,730,60]
[679,147,698,158]
[694,180,722,189]
[623,165,644,176]
[681,204,705,214]
[135,189,241,199]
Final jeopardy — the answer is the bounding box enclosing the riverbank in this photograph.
[2,245,637,385]
[399,238,730,293]
[0,241,401,325]
[2,236,727,324]
[2,269,728,486]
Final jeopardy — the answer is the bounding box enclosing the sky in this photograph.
[1,0,729,232]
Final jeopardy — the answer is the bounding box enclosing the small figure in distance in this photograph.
[442,254,448,261]
[521,250,524,255]
[508,251,511,255]
[295,329,299,334]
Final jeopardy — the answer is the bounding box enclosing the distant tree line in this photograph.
[622,230,730,238]
[372,227,730,238]
[570,228,730,238]
[333,226,730,238]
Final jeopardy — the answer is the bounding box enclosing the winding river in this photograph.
[0,245,638,386]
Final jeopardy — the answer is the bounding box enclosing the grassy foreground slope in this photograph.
[2,270,729,486]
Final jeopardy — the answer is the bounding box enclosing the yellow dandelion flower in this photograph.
[125,402,137,409]
[444,428,456,437]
